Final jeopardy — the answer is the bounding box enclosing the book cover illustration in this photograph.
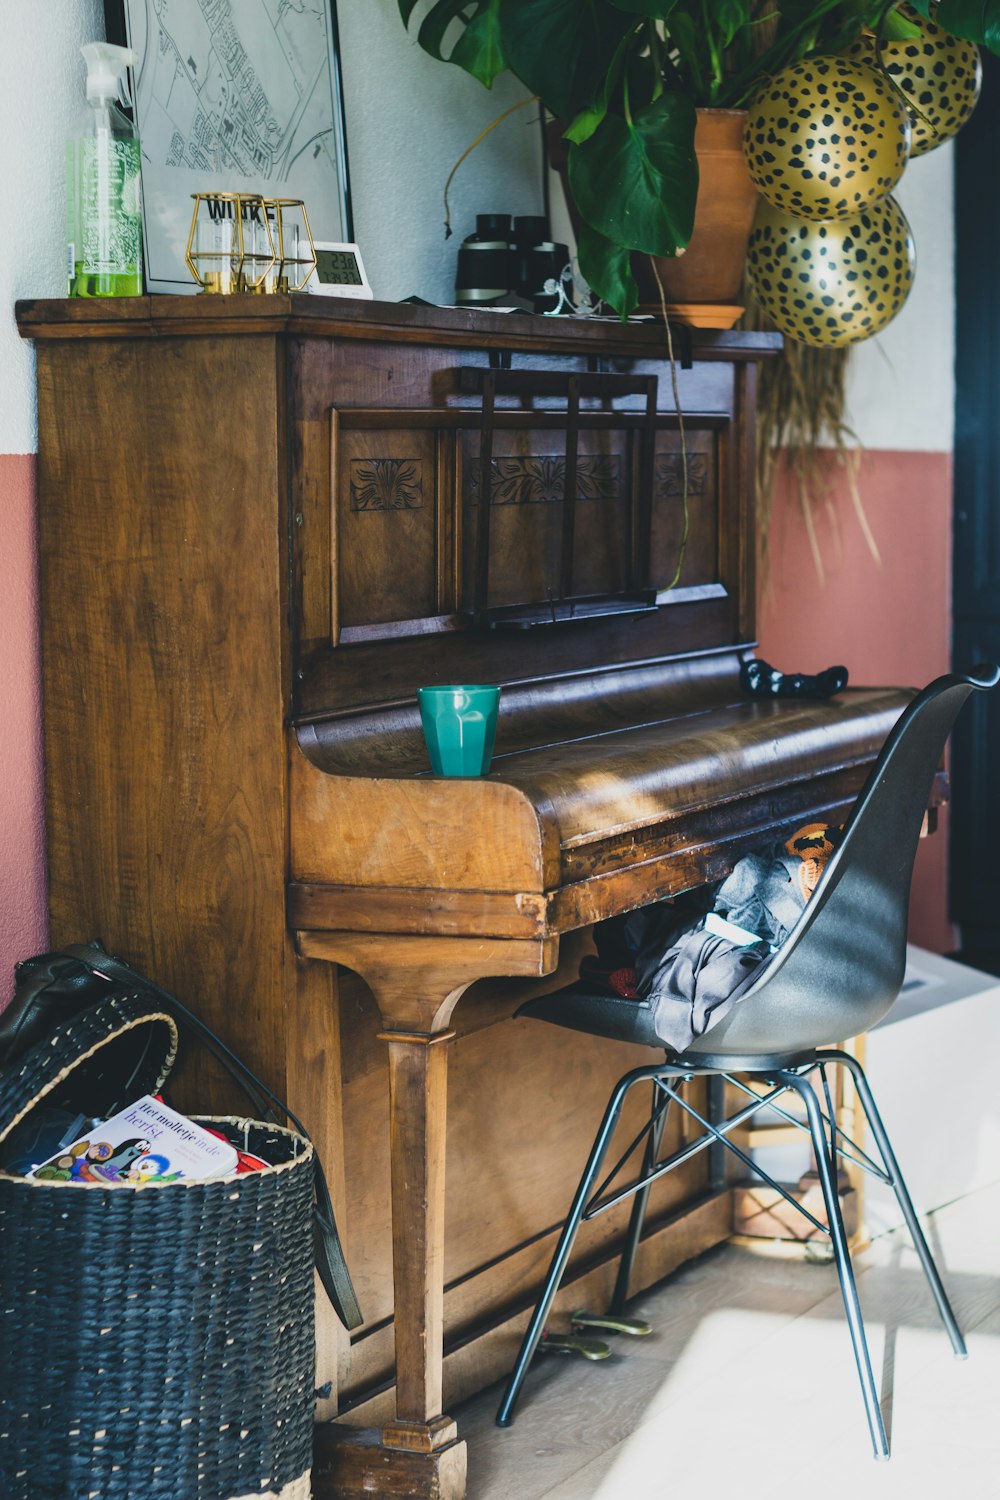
[31,1094,239,1183]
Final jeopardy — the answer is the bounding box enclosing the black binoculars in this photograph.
[455,214,574,314]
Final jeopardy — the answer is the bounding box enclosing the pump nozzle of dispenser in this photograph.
[81,42,137,109]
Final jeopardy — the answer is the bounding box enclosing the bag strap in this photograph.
[62,941,363,1333]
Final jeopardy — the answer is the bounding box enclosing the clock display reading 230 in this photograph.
[316,249,364,285]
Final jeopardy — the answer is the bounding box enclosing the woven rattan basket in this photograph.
[0,992,316,1500]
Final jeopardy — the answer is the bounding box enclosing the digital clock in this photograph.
[307,241,373,299]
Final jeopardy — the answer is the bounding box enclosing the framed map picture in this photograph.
[105,0,353,294]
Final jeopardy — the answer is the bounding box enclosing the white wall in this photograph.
[0,0,106,453]
[844,142,955,453]
[338,0,544,305]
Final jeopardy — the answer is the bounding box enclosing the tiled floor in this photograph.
[455,1178,1000,1500]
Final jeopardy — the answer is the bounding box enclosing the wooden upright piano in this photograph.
[19,296,915,1500]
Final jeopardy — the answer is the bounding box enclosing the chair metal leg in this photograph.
[706,1073,727,1191]
[609,1078,671,1316]
[826,1049,967,1359]
[495,1069,644,1428]
[778,1070,890,1460]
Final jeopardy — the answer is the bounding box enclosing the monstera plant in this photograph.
[400,0,999,315]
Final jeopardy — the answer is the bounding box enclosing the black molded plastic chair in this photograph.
[496,666,1000,1458]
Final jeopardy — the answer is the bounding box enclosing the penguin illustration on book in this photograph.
[129,1152,181,1183]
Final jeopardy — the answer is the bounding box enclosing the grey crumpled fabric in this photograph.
[623,839,812,1054]
[713,846,810,948]
[625,901,767,1053]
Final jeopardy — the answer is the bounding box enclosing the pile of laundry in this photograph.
[582,823,843,1053]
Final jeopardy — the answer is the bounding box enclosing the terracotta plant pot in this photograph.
[633,108,759,326]
[549,108,759,328]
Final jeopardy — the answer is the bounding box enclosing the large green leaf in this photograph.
[401,0,510,84]
[663,7,706,96]
[576,221,638,317]
[715,0,753,49]
[879,7,922,41]
[451,0,507,84]
[497,0,633,117]
[563,27,637,144]
[415,0,483,61]
[567,93,698,258]
[907,0,1000,49]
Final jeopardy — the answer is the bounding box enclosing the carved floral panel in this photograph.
[656,453,709,497]
[469,455,621,506]
[465,452,710,505]
[350,457,424,512]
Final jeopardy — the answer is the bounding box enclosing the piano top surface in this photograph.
[291,653,914,921]
[482,684,909,848]
[298,655,909,836]
[14,292,783,364]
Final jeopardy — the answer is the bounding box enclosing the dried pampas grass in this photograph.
[742,287,880,588]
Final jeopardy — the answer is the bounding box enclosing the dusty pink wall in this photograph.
[759,448,954,952]
[0,454,47,1002]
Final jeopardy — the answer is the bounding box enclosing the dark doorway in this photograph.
[951,48,1000,969]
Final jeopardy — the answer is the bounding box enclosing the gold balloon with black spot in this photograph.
[845,9,981,157]
[746,196,916,348]
[744,55,910,220]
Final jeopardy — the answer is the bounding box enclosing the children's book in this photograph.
[30,1094,239,1183]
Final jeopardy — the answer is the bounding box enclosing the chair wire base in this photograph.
[495,1051,966,1459]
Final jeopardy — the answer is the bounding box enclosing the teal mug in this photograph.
[417,684,501,777]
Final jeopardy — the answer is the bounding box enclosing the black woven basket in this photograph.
[0,992,315,1500]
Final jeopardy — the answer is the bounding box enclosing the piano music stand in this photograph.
[460,367,661,628]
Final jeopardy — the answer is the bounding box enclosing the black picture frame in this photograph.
[104,0,353,294]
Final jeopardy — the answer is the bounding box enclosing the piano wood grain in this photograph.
[291,746,559,892]
[290,675,916,941]
[18,295,916,1500]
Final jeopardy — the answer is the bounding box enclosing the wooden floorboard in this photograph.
[456,1177,1000,1499]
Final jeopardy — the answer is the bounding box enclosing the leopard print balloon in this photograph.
[746,195,916,348]
[744,56,910,220]
[846,10,981,156]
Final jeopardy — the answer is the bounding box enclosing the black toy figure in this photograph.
[740,657,849,700]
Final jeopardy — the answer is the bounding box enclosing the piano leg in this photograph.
[378,1028,463,1449]
[301,931,558,1500]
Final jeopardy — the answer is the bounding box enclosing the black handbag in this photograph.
[0,945,119,1065]
[0,937,362,1332]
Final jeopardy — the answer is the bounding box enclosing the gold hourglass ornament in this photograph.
[265,198,317,292]
[185,192,275,293]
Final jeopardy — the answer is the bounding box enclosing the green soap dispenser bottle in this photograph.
[67,43,143,297]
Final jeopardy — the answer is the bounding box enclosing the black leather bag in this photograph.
[0,946,114,1066]
[0,938,362,1332]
